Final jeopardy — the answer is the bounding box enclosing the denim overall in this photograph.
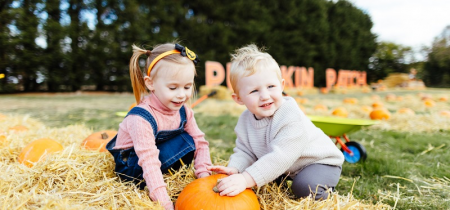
[106,106,196,189]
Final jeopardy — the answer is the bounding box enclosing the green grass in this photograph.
[1,92,450,209]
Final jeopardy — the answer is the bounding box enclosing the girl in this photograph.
[106,43,212,210]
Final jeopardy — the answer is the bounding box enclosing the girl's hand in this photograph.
[207,166,239,175]
[215,174,247,196]
[197,172,210,178]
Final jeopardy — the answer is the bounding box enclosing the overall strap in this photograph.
[126,107,158,136]
[179,106,187,125]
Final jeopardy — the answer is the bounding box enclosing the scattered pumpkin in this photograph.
[314,104,328,112]
[295,98,308,104]
[360,105,373,114]
[396,96,404,101]
[421,94,432,101]
[320,87,329,94]
[296,90,304,96]
[332,107,348,118]
[128,102,137,111]
[175,174,260,210]
[385,94,396,101]
[362,86,371,93]
[440,110,450,118]
[371,95,381,101]
[9,125,28,132]
[81,130,117,152]
[370,108,391,120]
[0,113,6,120]
[343,98,358,104]
[439,96,448,102]
[424,99,435,107]
[397,108,415,115]
[18,138,64,167]
[372,102,384,109]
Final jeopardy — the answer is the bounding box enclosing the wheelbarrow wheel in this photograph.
[341,141,367,163]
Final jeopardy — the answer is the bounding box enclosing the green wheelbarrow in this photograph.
[308,115,378,163]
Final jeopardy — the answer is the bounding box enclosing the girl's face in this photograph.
[232,69,285,119]
[146,61,195,111]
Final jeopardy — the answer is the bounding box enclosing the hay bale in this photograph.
[384,73,409,88]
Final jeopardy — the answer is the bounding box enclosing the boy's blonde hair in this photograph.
[129,43,197,104]
[229,44,282,95]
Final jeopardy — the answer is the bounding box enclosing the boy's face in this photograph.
[232,69,285,119]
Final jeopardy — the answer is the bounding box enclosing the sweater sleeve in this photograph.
[126,115,172,207]
[227,113,258,173]
[245,120,307,187]
[183,106,212,177]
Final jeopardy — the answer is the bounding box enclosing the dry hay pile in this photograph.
[0,114,392,209]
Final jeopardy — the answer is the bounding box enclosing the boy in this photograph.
[207,44,344,200]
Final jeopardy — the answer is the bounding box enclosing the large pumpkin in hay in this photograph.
[81,130,117,152]
[175,174,260,210]
[18,138,63,167]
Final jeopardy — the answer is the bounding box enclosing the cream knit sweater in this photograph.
[228,97,344,187]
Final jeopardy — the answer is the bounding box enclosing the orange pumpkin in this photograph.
[332,107,348,118]
[361,86,371,93]
[18,138,63,167]
[385,94,396,101]
[396,96,404,101]
[175,174,260,210]
[320,87,329,94]
[0,113,6,120]
[370,108,390,120]
[343,98,358,104]
[421,94,432,100]
[371,95,381,101]
[440,110,450,118]
[397,108,415,115]
[9,125,28,132]
[128,102,137,111]
[81,130,117,152]
[372,102,384,109]
[424,99,435,107]
[314,104,328,112]
[360,105,373,114]
[439,96,448,102]
[295,98,308,104]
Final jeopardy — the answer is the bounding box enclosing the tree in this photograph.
[367,41,414,82]
[10,0,43,91]
[43,0,66,92]
[423,25,450,87]
[0,0,15,92]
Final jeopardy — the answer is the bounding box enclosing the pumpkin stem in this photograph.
[101,132,109,139]
[212,179,222,193]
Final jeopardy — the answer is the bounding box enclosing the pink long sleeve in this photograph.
[113,94,212,208]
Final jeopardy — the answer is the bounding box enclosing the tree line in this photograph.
[0,0,447,93]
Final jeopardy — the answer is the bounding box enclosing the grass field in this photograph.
[1,89,450,209]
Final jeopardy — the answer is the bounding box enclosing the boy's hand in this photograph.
[207,166,239,175]
[215,174,247,196]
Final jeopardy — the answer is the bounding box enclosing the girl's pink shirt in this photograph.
[113,94,212,209]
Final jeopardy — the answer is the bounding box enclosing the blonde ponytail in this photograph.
[129,44,148,104]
